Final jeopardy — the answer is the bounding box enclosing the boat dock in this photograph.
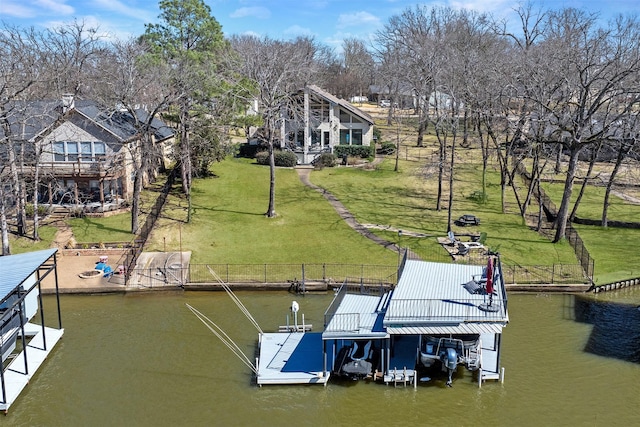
[0,323,64,412]
[257,332,330,385]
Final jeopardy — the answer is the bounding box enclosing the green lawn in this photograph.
[311,157,578,268]
[145,157,398,265]
[543,182,640,223]
[9,225,58,254]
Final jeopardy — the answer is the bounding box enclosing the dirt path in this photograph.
[296,156,421,260]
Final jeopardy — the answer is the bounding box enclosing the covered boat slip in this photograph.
[0,249,64,412]
[385,258,508,384]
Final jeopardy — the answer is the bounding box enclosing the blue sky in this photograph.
[1,0,638,53]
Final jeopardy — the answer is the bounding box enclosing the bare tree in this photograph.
[231,35,319,217]
[94,38,174,234]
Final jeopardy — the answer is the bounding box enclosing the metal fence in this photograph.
[123,260,587,289]
[188,263,399,286]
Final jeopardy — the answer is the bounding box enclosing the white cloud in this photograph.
[283,24,315,38]
[93,0,156,22]
[230,7,271,19]
[336,11,381,29]
[0,0,73,18]
[35,0,74,15]
[0,1,36,18]
[448,0,517,14]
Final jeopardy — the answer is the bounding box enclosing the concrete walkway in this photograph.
[296,157,420,260]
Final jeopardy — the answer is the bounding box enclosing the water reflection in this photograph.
[573,295,640,364]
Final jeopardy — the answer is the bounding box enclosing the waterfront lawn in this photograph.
[145,157,398,265]
[573,225,640,284]
[310,157,579,269]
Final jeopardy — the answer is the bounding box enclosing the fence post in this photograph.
[302,264,306,293]
[264,264,267,283]
[226,264,229,283]
[552,264,555,284]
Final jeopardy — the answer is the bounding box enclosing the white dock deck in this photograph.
[0,323,64,412]
[257,332,329,385]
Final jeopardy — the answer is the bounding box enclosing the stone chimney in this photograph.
[62,93,75,113]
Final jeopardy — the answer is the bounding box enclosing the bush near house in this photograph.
[313,152,337,168]
[334,144,374,159]
[255,150,298,167]
[378,142,396,155]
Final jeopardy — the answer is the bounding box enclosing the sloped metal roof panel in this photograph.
[0,249,57,299]
[384,259,508,327]
[323,293,389,340]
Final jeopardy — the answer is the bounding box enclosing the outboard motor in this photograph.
[441,347,458,387]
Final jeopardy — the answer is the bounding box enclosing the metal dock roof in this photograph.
[322,293,390,340]
[0,248,57,300]
[384,260,508,335]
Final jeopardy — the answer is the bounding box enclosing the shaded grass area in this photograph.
[574,225,640,284]
[9,225,58,254]
[145,157,398,265]
[543,182,640,223]
[69,215,133,243]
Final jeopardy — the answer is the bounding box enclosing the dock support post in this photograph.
[501,367,505,384]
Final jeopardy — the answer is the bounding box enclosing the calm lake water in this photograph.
[2,288,639,426]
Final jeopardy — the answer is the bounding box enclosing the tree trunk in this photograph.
[0,187,10,255]
[446,128,457,233]
[569,144,599,222]
[32,159,41,241]
[435,127,446,211]
[131,168,142,235]
[416,104,425,147]
[602,141,634,227]
[265,140,276,217]
[553,145,582,243]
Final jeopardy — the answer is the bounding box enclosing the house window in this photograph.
[340,130,350,144]
[53,141,106,162]
[80,142,92,160]
[67,142,79,162]
[352,129,363,145]
[53,142,65,161]
[94,142,106,160]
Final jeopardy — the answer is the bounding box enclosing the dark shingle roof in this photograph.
[2,100,174,143]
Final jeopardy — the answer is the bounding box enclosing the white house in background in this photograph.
[283,85,374,165]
